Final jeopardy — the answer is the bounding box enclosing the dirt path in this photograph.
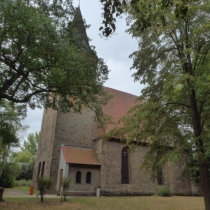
[3,188,31,197]
[3,188,58,198]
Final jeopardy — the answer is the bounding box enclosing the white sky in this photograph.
[21,0,144,139]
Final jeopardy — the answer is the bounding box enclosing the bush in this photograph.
[0,162,21,188]
[62,177,70,201]
[37,177,52,202]
[157,186,171,197]
[16,162,34,181]
[14,179,32,187]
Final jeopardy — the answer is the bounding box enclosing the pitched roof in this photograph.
[61,146,101,166]
[102,87,145,132]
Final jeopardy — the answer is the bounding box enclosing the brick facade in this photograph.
[33,88,195,195]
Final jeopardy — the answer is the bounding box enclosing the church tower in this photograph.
[32,7,100,191]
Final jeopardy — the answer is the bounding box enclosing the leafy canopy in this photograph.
[0,0,109,117]
[12,132,40,163]
[106,0,210,178]
[0,99,25,178]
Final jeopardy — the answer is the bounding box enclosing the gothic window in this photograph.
[86,172,91,184]
[37,162,41,180]
[41,161,45,177]
[157,166,163,185]
[121,147,129,184]
[76,171,82,184]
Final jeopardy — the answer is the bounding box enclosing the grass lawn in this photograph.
[0,196,204,210]
[13,187,30,192]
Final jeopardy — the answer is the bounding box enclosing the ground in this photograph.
[1,188,205,210]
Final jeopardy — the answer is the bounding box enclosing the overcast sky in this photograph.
[21,0,144,140]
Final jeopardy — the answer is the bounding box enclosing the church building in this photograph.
[32,7,199,196]
[33,86,197,196]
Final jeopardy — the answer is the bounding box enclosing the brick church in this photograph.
[32,7,199,196]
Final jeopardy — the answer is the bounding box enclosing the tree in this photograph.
[11,132,39,180]
[16,163,33,181]
[0,0,109,117]
[22,133,39,157]
[0,100,24,178]
[37,177,52,202]
[12,132,40,163]
[0,162,21,187]
[103,1,210,209]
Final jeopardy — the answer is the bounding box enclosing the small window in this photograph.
[157,166,163,185]
[121,147,129,184]
[86,172,91,184]
[37,162,41,180]
[76,171,81,184]
[41,161,45,177]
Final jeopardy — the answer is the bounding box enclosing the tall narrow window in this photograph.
[37,162,41,180]
[76,171,81,184]
[121,147,129,184]
[41,161,45,177]
[157,166,163,185]
[86,172,91,184]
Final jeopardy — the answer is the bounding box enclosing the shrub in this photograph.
[0,162,21,188]
[62,177,70,201]
[14,179,32,187]
[157,186,171,197]
[37,177,52,202]
[16,162,34,181]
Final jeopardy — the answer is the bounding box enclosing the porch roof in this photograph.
[61,146,101,166]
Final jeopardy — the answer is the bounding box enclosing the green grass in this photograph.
[0,196,204,210]
[14,180,32,187]
[13,186,30,192]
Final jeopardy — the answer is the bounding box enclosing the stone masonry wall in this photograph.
[49,108,100,191]
[32,108,58,186]
[69,166,100,192]
[164,162,192,195]
[100,141,192,196]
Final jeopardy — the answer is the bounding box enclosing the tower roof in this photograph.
[69,7,90,48]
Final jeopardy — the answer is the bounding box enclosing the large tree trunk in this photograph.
[199,161,210,210]
[190,90,210,210]
[41,194,43,202]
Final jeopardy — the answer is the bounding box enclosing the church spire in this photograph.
[69,6,90,48]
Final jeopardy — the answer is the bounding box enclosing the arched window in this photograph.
[86,172,91,184]
[41,161,45,177]
[157,166,163,185]
[121,147,129,184]
[76,171,81,184]
[37,162,41,180]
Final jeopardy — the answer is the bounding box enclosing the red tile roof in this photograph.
[62,146,100,165]
[102,87,145,132]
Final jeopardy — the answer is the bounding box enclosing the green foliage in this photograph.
[37,177,53,202]
[100,0,193,36]
[16,163,34,181]
[12,132,40,164]
[104,1,210,208]
[22,133,39,157]
[0,162,21,188]
[157,186,171,197]
[62,177,70,201]
[0,100,25,179]
[12,151,34,164]
[0,0,109,118]
[14,179,32,187]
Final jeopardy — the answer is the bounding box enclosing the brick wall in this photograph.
[69,166,100,192]
[49,108,100,191]
[32,108,58,186]
[100,140,192,196]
